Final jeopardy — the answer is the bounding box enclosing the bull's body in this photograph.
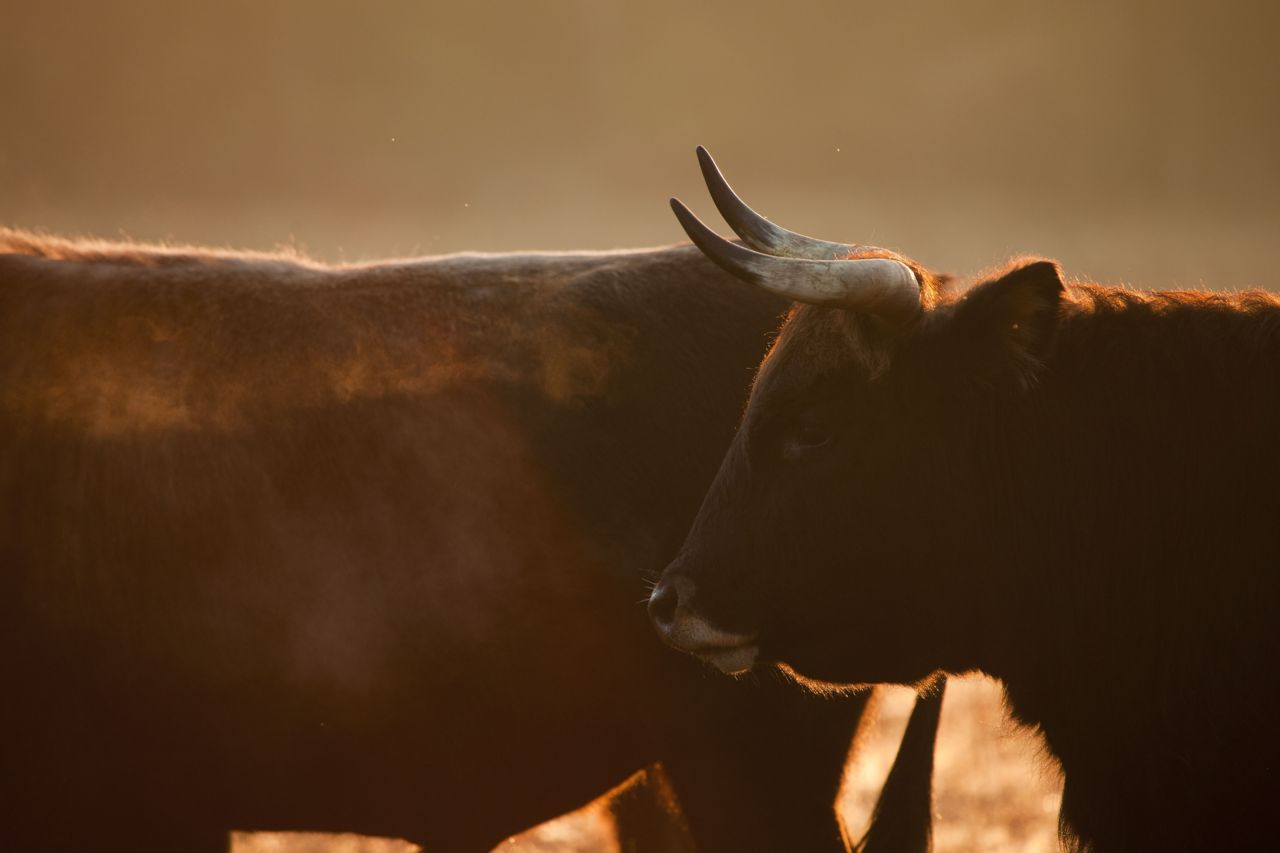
[648,150,1280,853]
[983,284,1280,850]
[660,264,1280,851]
[0,232,873,852]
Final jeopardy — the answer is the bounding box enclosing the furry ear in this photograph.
[948,259,1065,388]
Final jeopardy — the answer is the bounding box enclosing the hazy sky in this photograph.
[3,0,1276,288]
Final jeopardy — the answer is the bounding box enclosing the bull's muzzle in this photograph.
[648,575,759,675]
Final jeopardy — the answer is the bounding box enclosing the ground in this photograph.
[234,675,1062,852]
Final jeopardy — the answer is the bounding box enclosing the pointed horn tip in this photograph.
[668,198,709,242]
[695,146,722,179]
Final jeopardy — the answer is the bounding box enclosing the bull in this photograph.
[650,148,1280,851]
[0,227,937,852]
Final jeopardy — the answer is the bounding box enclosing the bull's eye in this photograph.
[781,423,834,460]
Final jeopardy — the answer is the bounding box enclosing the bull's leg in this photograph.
[658,669,871,853]
[858,679,945,853]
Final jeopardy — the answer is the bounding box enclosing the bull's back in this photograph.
[0,239,784,845]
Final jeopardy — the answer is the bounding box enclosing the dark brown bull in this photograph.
[651,149,1280,852]
[0,229,938,852]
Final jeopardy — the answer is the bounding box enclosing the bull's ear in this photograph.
[947,259,1065,388]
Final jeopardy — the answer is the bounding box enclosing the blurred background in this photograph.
[4,2,1273,850]
[3,0,1277,290]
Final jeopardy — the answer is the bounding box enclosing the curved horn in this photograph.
[671,198,921,319]
[697,146,857,260]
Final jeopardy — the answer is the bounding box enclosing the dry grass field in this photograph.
[234,674,1063,853]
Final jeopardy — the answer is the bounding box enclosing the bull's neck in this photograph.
[968,284,1280,847]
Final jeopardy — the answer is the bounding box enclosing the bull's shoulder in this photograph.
[1058,282,1280,350]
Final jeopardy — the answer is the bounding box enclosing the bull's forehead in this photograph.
[752,304,887,404]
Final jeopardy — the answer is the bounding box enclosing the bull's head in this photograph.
[649,148,1064,687]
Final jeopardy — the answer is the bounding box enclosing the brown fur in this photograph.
[658,255,1280,851]
[3,230,895,852]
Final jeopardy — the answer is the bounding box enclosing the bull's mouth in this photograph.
[670,618,761,675]
[694,642,760,675]
[649,576,761,674]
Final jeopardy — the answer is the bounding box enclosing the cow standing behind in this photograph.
[651,150,1280,852]
[0,228,941,852]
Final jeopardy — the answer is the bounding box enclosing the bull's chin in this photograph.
[695,643,760,675]
[775,661,875,693]
[768,643,931,691]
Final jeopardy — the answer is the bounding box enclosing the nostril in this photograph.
[648,578,681,632]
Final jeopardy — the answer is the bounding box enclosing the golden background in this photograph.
[4,1,1276,291]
